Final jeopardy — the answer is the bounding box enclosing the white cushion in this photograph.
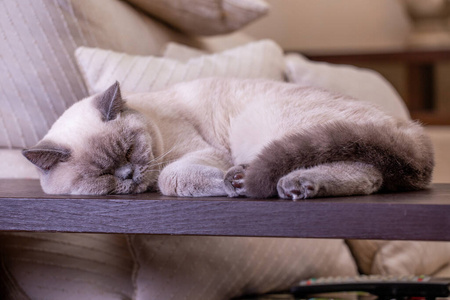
[284,53,410,120]
[75,40,286,95]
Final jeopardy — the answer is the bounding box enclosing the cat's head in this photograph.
[23,82,160,195]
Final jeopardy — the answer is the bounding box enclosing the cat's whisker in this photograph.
[148,158,176,168]
[151,144,178,162]
[149,158,172,165]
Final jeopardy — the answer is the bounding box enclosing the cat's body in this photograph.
[23,78,434,199]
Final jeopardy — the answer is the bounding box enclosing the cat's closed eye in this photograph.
[126,145,134,160]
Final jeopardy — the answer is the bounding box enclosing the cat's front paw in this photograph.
[224,164,249,197]
[277,173,320,200]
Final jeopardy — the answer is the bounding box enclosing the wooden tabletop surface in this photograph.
[1,179,449,241]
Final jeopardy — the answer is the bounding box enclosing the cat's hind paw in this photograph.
[277,173,320,200]
[224,164,249,197]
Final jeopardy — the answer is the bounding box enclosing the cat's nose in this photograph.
[115,164,134,180]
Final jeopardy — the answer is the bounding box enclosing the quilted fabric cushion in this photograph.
[0,233,134,300]
[124,0,269,36]
[74,40,286,95]
[130,235,358,300]
[0,0,197,149]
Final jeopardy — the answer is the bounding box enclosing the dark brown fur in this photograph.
[243,120,434,198]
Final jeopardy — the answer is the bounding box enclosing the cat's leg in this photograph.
[158,148,232,197]
[277,161,383,200]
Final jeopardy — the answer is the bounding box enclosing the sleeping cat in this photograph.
[22,78,434,199]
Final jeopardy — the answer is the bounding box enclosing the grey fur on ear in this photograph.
[22,142,71,172]
[95,81,125,122]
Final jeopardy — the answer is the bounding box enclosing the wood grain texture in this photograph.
[1,179,449,241]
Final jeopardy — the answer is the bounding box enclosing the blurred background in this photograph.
[243,0,450,122]
[241,0,450,182]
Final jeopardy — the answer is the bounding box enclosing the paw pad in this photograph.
[224,164,248,197]
[277,176,318,200]
[231,173,244,188]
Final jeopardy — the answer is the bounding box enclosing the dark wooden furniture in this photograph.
[304,48,450,125]
[1,179,449,241]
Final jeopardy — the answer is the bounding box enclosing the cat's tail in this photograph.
[244,120,434,198]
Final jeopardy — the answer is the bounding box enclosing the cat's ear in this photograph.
[95,81,125,122]
[22,141,71,172]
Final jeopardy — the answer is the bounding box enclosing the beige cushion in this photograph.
[199,32,257,53]
[0,150,38,179]
[284,53,410,120]
[0,233,134,300]
[0,0,197,149]
[347,240,450,276]
[124,0,269,36]
[433,264,450,277]
[130,235,358,300]
[75,40,286,95]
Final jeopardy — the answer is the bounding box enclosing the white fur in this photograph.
[43,97,108,154]
[125,79,398,166]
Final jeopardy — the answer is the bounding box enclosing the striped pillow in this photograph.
[74,40,286,95]
[0,0,197,149]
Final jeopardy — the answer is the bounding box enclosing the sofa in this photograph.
[0,1,449,299]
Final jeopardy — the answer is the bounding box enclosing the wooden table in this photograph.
[1,179,449,241]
